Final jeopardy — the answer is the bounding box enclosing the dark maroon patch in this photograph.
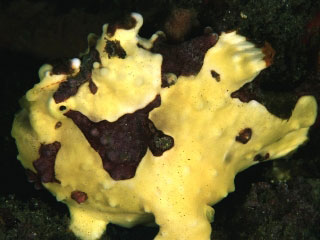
[64,95,174,180]
[104,40,127,59]
[235,128,252,144]
[107,14,137,37]
[262,42,275,67]
[253,153,270,162]
[210,70,220,82]
[151,34,219,87]
[25,169,43,190]
[254,154,263,162]
[53,48,101,103]
[230,80,299,119]
[55,121,62,129]
[231,81,260,103]
[71,191,88,204]
[33,141,61,183]
[89,80,98,94]
[264,152,270,159]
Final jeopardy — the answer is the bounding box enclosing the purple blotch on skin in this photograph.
[104,40,127,59]
[235,128,252,144]
[33,141,61,183]
[151,33,219,87]
[53,47,100,103]
[71,191,88,204]
[64,95,174,180]
[231,82,259,103]
[106,14,137,37]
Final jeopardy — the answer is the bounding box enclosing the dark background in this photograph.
[1,0,320,239]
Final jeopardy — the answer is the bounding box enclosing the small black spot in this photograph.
[254,154,264,162]
[55,121,62,129]
[235,128,252,144]
[253,154,263,162]
[253,153,270,162]
[210,70,220,82]
[59,106,67,111]
[264,153,270,159]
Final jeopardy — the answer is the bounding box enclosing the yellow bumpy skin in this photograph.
[12,13,317,240]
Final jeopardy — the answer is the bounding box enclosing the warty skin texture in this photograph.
[12,13,317,240]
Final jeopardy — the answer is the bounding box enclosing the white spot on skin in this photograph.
[135,78,144,86]
[93,62,100,69]
[211,169,218,177]
[195,101,204,110]
[189,220,199,227]
[164,73,177,85]
[100,68,108,76]
[44,70,51,77]
[178,185,184,193]
[70,58,81,69]
[109,198,119,207]
[212,129,222,137]
[79,163,93,171]
[144,205,151,213]
[182,166,190,176]
[101,181,115,190]
[93,193,103,201]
